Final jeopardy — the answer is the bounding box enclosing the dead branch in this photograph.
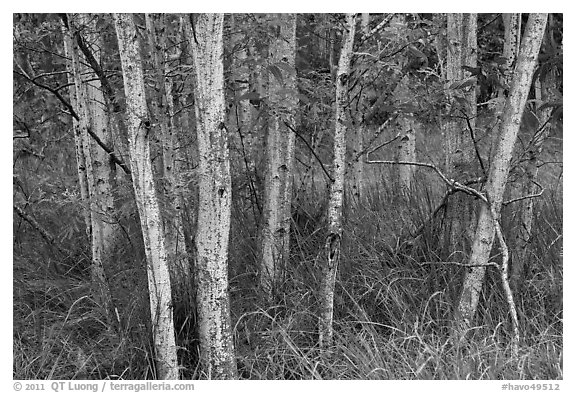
[503,188,545,206]
[284,121,334,183]
[420,261,501,269]
[356,13,396,46]
[84,126,131,175]
[14,204,71,259]
[355,114,400,160]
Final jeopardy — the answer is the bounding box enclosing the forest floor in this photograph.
[13,126,562,380]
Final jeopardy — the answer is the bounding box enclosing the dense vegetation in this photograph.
[13,13,562,379]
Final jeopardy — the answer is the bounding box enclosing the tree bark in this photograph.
[394,75,417,193]
[491,14,522,159]
[113,13,179,380]
[145,13,190,292]
[190,13,238,379]
[319,13,356,348]
[453,13,548,340]
[259,13,298,299]
[444,13,478,254]
[66,13,116,324]
[61,19,91,243]
[510,68,555,294]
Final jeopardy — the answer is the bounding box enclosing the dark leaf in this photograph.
[275,62,296,75]
[268,64,284,85]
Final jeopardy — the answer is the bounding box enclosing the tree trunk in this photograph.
[61,19,91,243]
[113,13,179,380]
[349,123,366,202]
[491,14,522,159]
[228,13,260,218]
[453,13,548,340]
[259,13,298,299]
[510,68,555,294]
[361,13,370,36]
[66,13,116,324]
[444,13,478,255]
[145,13,190,292]
[319,13,356,348]
[394,75,417,193]
[190,13,238,379]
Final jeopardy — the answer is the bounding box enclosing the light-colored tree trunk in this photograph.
[394,75,417,193]
[463,13,478,127]
[145,13,189,289]
[228,13,260,217]
[259,13,298,298]
[453,13,548,340]
[190,13,238,379]
[491,14,522,159]
[349,124,366,202]
[319,13,357,348]
[61,20,91,243]
[66,14,116,323]
[444,13,478,252]
[361,13,370,36]
[510,69,555,293]
[113,13,179,380]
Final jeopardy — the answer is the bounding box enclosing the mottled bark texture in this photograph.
[444,13,478,256]
[394,75,417,193]
[190,13,238,379]
[145,13,190,292]
[510,67,556,294]
[114,13,179,380]
[259,13,298,298]
[319,13,357,348]
[453,13,547,340]
[65,14,116,324]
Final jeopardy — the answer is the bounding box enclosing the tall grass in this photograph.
[13,158,562,380]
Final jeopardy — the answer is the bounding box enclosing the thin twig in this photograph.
[13,204,71,259]
[459,109,487,176]
[284,121,334,183]
[355,114,399,160]
[503,188,545,206]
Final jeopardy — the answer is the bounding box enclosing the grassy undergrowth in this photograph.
[13,165,562,380]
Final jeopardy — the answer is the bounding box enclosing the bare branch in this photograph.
[503,188,545,206]
[365,158,488,201]
[13,65,79,121]
[356,13,396,46]
[420,261,501,269]
[355,114,399,160]
[284,121,334,183]
[14,204,70,259]
[85,126,131,175]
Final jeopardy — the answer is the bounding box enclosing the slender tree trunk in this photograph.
[361,13,370,36]
[145,13,190,290]
[190,13,238,379]
[453,13,548,340]
[394,75,417,193]
[319,13,356,348]
[510,69,555,293]
[259,13,298,299]
[349,123,366,202]
[79,12,119,302]
[444,13,478,254]
[66,13,116,323]
[61,20,91,243]
[491,14,522,160]
[113,13,179,380]
[229,14,260,218]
